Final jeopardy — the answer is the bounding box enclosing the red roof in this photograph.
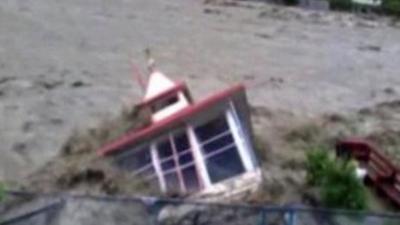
[97,84,245,156]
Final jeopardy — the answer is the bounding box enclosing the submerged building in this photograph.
[97,69,262,198]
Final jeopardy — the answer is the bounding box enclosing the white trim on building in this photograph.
[187,125,212,189]
[225,109,255,172]
[151,144,166,192]
[229,101,258,169]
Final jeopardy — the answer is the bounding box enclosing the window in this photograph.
[157,139,180,192]
[173,133,200,192]
[195,114,245,183]
[156,131,200,193]
[113,146,156,180]
[151,95,179,113]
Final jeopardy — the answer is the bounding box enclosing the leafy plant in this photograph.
[305,147,368,210]
[382,0,400,16]
[328,0,353,11]
[305,146,333,185]
[0,182,5,202]
[321,160,367,210]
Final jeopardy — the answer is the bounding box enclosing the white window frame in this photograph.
[150,129,204,193]
[123,102,257,192]
[226,107,255,171]
[192,112,247,185]
[187,125,212,189]
[151,144,166,192]
[228,101,258,169]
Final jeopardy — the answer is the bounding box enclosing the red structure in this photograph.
[336,138,400,207]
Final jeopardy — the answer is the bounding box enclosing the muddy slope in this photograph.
[22,106,157,195]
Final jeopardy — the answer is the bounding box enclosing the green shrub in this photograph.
[0,182,5,202]
[382,0,400,16]
[305,146,333,185]
[329,0,353,11]
[305,148,368,210]
[328,0,400,16]
[321,160,367,210]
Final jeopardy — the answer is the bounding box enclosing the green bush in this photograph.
[321,160,367,210]
[329,0,353,11]
[328,0,400,16]
[305,146,333,185]
[305,148,368,210]
[382,0,400,16]
[0,182,5,202]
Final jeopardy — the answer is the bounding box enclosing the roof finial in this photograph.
[130,57,145,94]
[145,48,155,73]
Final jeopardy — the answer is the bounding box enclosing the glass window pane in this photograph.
[164,173,180,192]
[182,166,200,192]
[195,114,229,143]
[179,152,193,165]
[206,146,245,183]
[114,146,151,171]
[157,139,173,159]
[173,131,190,153]
[161,159,175,170]
[202,134,234,154]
